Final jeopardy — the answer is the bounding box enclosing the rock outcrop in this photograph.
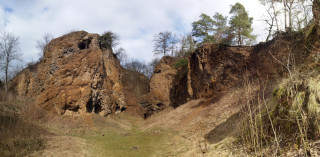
[140,56,178,118]
[149,56,177,106]
[188,44,252,99]
[170,33,308,105]
[169,59,189,108]
[10,0,320,118]
[11,31,127,116]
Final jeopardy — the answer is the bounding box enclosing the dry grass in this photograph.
[0,90,47,157]
[239,70,320,156]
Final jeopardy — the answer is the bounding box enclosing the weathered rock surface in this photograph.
[169,61,189,108]
[140,56,177,118]
[149,56,177,106]
[10,0,320,118]
[188,44,252,99]
[171,34,308,106]
[11,31,127,116]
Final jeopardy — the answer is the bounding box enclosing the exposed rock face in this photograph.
[140,56,177,118]
[188,44,252,99]
[149,56,177,106]
[170,60,189,108]
[11,31,127,116]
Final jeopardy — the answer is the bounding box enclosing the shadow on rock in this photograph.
[205,112,241,144]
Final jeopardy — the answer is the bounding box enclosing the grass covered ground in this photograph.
[0,93,47,157]
[32,111,182,157]
[82,128,171,157]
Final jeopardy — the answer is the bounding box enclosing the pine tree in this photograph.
[191,13,214,43]
[212,13,228,43]
[229,3,256,46]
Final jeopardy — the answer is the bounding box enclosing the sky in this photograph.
[0,0,268,65]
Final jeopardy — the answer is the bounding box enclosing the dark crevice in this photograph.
[156,103,164,107]
[78,38,92,50]
[86,98,93,113]
[94,103,102,114]
[69,106,80,112]
[121,107,127,112]
[86,97,103,114]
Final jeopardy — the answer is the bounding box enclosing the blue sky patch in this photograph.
[42,7,49,13]
[4,7,13,13]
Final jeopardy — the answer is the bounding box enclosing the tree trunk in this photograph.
[302,1,308,27]
[283,0,288,30]
[5,60,8,94]
[288,7,292,29]
[266,18,274,41]
[238,32,242,46]
[287,0,294,29]
[272,1,280,31]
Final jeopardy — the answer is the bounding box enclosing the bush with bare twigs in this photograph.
[0,90,47,156]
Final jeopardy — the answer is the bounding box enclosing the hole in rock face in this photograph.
[121,107,127,112]
[69,106,79,112]
[156,103,164,107]
[94,104,102,114]
[86,98,103,114]
[78,38,92,50]
[86,98,93,113]
[78,42,87,50]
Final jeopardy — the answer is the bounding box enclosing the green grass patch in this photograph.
[83,128,170,157]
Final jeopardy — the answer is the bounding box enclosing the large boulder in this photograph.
[11,31,127,116]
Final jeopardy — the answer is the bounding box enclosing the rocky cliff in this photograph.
[149,56,177,107]
[11,31,131,116]
[169,28,314,108]
[10,1,320,118]
[139,56,177,118]
[188,44,252,99]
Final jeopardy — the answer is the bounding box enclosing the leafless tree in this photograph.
[285,0,295,29]
[36,33,54,59]
[153,31,178,56]
[177,34,196,57]
[261,0,312,36]
[124,59,147,74]
[148,57,160,73]
[299,0,313,27]
[0,32,21,93]
[114,47,128,65]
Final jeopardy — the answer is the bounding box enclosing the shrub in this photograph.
[173,58,188,69]
[239,75,320,156]
[99,31,119,50]
[0,93,46,156]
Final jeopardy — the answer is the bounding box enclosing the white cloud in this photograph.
[0,0,268,64]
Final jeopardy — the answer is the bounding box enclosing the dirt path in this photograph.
[30,135,91,157]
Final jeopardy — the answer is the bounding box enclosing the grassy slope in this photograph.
[83,128,169,157]
[0,95,46,157]
[36,112,182,157]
